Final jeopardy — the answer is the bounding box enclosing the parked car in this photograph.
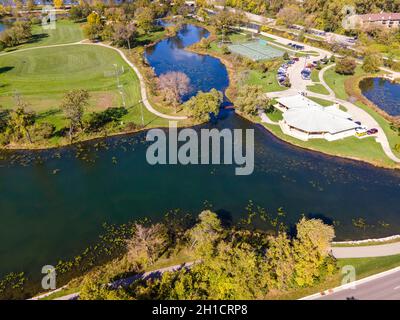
[367,128,378,135]
[356,131,367,137]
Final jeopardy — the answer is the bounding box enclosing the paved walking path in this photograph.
[331,242,400,258]
[0,40,187,121]
[265,57,400,163]
[30,262,195,300]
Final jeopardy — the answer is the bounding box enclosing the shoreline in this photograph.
[349,74,400,123]
[2,21,399,171]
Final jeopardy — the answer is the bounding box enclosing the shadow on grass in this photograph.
[0,66,14,74]
[36,109,62,120]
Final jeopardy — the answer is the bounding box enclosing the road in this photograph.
[312,268,400,300]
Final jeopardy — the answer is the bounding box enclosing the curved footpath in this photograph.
[265,59,400,164]
[331,242,400,258]
[0,40,187,121]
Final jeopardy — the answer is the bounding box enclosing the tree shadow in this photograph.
[0,66,14,74]
[25,33,49,45]
[35,109,61,120]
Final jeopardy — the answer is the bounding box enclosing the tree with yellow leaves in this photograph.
[53,0,64,9]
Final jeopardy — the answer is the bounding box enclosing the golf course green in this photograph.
[0,19,172,136]
[0,45,140,111]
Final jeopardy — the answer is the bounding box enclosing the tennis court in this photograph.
[228,40,285,61]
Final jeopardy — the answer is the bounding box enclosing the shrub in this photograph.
[362,53,383,73]
[31,122,55,141]
[221,44,230,55]
[335,56,357,75]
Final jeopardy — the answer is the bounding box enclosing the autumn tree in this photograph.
[83,11,103,40]
[60,89,89,142]
[158,71,191,111]
[112,22,136,50]
[292,217,335,287]
[335,56,357,75]
[135,7,155,34]
[362,52,383,73]
[187,210,223,258]
[234,85,270,116]
[265,232,295,290]
[276,4,303,27]
[183,89,222,122]
[53,0,64,9]
[9,104,35,144]
[126,223,168,267]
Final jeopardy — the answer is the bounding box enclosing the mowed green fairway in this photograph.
[0,44,140,111]
[4,19,84,52]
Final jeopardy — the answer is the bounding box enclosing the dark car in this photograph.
[355,121,362,125]
[367,128,378,135]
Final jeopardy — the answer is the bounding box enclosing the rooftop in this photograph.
[359,13,400,22]
[277,95,357,134]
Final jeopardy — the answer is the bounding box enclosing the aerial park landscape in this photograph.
[1,0,400,302]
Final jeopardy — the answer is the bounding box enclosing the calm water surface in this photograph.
[359,77,400,116]
[1,25,400,278]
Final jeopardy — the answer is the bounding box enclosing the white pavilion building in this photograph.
[276,95,358,141]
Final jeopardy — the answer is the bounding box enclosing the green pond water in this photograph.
[1,24,400,280]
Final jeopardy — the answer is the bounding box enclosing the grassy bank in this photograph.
[323,67,400,159]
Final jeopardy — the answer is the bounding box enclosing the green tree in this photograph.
[188,210,223,258]
[83,11,103,40]
[60,89,89,142]
[362,52,383,73]
[135,7,155,34]
[293,217,335,287]
[265,232,295,290]
[9,105,35,144]
[335,56,357,75]
[183,89,222,122]
[234,85,270,116]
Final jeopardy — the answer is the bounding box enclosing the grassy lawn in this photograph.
[311,69,320,82]
[307,96,334,106]
[3,20,84,52]
[355,101,400,158]
[323,65,366,100]
[323,66,400,158]
[0,45,140,111]
[0,44,170,142]
[263,122,397,167]
[272,254,400,300]
[266,109,283,122]
[244,69,287,92]
[306,83,330,95]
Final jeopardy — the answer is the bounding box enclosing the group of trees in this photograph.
[0,100,55,146]
[0,20,31,49]
[0,88,132,146]
[335,56,357,75]
[79,210,337,300]
[224,0,400,33]
[81,0,162,42]
[235,85,270,116]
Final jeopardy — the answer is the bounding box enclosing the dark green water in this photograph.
[1,117,400,277]
[1,24,400,279]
